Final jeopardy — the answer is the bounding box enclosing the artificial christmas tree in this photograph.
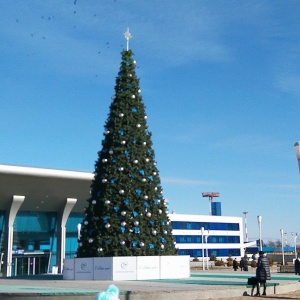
[77,30,177,258]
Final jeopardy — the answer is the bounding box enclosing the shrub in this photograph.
[251,260,257,268]
[215,259,225,266]
[209,253,216,261]
[268,258,274,266]
[192,257,199,262]
[227,260,233,267]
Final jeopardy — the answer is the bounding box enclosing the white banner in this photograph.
[74,257,94,280]
[136,256,160,280]
[63,259,75,280]
[93,257,113,280]
[112,256,137,280]
[160,255,190,279]
[63,255,190,281]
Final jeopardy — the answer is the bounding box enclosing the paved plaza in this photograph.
[0,270,300,300]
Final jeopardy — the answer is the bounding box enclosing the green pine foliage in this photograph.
[77,49,177,257]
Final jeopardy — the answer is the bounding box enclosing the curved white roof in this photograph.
[0,164,93,212]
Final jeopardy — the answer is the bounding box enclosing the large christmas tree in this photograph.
[77,30,177,257]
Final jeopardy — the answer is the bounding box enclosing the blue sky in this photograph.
[1,1,300,244]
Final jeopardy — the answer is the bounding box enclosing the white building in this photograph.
[169,213,254,260]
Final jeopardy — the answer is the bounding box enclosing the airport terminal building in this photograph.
[0,164,251,277]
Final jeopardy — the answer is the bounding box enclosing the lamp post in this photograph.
[205,230,210,270]
[294,142,300,173]
[257,215,262,251]
[201,227,204,271]
[280,229,285,269]
[292,233,298,258]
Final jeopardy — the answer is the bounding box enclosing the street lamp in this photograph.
[205,230,210,270]
[292,233,298,258]
[280,229,285,269]
[294,142,300,173]
[201,227,204,271]
[257,216,262,251]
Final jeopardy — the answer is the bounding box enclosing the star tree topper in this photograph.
[124,28,132,51]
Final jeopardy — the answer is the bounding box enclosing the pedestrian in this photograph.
[233,258,238,271]
[243,258,248,271]
[295,257,300,275]
[240,257,245,271]
[255,251,271,296]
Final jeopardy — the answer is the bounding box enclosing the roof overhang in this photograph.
[0,164,94,213]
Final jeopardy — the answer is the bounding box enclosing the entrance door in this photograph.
[15,257,29,276]
[12,254,49,276]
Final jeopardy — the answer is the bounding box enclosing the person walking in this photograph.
[240,257,245,271]
[295,257,300,275]
[255,251,271,296]
[233,258,238,271]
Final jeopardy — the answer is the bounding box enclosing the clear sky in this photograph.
[1,1,300,245]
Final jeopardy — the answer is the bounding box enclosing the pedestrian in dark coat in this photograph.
[233,258,238,271]
[239,257,245,271]
[255,251,271,296]
[295,257,300,275]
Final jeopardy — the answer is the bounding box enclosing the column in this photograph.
[56,198,77,273]
[3,195,25,277]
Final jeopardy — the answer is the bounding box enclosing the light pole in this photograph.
[205,230,210,270]
[294,142,300,173]
[243,212,248,242]
[257,216,262,251]
[280,229,285,269]
[292,233,298,258]
[201,227,204,271]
